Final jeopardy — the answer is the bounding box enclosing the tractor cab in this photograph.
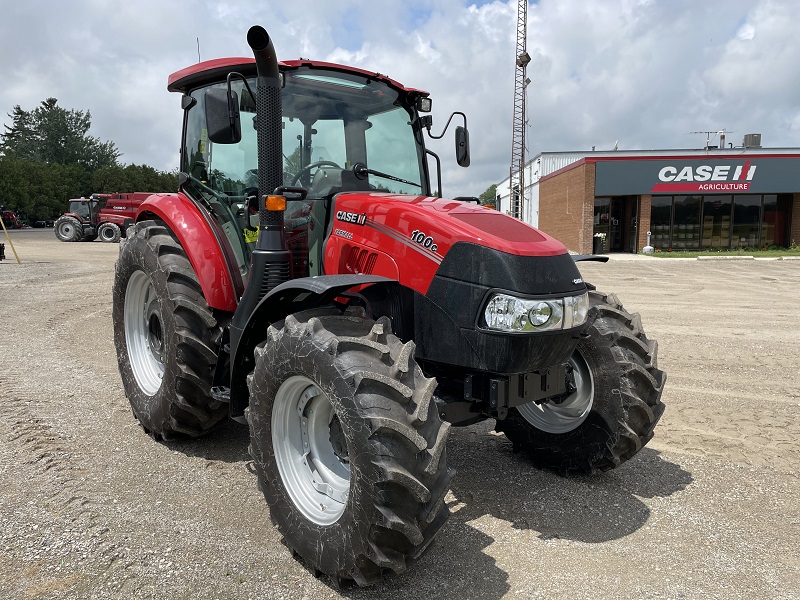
[171,60,466,283]
[66,195,107,224]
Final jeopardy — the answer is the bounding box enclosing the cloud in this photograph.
[1,0,797,198]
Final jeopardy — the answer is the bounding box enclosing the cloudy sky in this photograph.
[1,0,798,198]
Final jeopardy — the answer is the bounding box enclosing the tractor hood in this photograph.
[324,192,569,295]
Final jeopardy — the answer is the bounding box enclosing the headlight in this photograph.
[483,291,589,333]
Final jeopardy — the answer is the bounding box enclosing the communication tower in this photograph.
[509,0,530,220]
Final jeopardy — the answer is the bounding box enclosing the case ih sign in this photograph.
[652,162,756,193]
[594,156,800,196]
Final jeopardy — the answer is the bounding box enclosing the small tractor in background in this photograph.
[0,208,25,229]
[54,192,149,243]
[112,25,666,586]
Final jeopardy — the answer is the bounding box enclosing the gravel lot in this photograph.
[1,228,798,599]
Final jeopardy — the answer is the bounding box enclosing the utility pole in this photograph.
[509,0,530,220]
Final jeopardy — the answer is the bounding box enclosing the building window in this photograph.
[763,195,792,246]
[673,196,701,249]
[651,197,672,249]
[732,196,761,248]
[650,194,792,250]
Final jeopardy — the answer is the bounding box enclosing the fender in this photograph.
[61,212,90,225]
[136,192,240,312]
[98,215,128,226]
[227,274,394,418]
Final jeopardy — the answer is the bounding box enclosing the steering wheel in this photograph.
[291,160,342,186]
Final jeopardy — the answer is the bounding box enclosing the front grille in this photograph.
[344,245,377,274]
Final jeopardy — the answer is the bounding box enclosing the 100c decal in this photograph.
[411,230,437,252]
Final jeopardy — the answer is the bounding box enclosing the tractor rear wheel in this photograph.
[496,290,666,473]
[247,309,453,586]
[112,220,227,439]
[98,222,122,243]
[54,215,83,242]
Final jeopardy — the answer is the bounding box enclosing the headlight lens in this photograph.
[483,291,589,333]
[528,302,553,327]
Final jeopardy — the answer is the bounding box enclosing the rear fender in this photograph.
[136,192,239,312]
[228,274,394,417]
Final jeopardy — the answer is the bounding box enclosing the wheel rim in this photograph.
[58,222,73,237]
[272,375,350,525]
[517,352,594,434]
[124,270,165,396]
[100,226,113,241]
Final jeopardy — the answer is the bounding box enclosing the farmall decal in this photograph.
[651,162,756,193]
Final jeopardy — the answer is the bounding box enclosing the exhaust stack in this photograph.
[228,25,290,403]
[246,25,285,243]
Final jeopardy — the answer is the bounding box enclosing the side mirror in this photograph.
[205,87,241,144]
[455,125,470,167]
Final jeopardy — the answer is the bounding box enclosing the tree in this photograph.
[0,156,85,219]
[91,164,178,193]
[0,99,175,219]
[1,98,120,171]
[479,183,497,206]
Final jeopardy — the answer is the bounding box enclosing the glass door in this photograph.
[701,196,733,249]
[608,196,638,252]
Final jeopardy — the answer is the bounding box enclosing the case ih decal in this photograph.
[335,210,367,225]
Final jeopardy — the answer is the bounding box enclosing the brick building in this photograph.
[496,145,800,254]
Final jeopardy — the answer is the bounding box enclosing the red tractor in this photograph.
[54,192,148,243]
[0,209,24,229]
[112,26,665,586]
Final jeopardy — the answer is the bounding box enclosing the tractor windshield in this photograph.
[68,199,105,221]
[68,201,90,219]
[181,66,426,284]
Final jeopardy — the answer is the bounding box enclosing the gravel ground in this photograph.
[1,228,798,599]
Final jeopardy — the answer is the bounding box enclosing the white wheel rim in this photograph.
[517,353,594,434]
[124,270,165,396]
[272,375,350,525]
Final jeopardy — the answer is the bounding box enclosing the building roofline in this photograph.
[530,146,800,163]
[497,147,800,190]
[532,148,800,184]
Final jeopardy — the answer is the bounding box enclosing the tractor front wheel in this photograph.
[98,222,122,243]
[54,215,83,242]
[496,290,666,473]
[112,220,227,439]
[247,309,453,586]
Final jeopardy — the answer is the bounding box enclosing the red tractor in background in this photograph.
[54,192,149,243]
[0,209,25,229]
[112,26,665,586]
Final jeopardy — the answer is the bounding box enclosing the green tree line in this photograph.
[0,98,177,220]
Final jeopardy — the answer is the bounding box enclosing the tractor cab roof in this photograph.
[167,57,428,99]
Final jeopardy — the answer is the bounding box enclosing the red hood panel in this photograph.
[324,193,568,294]
[336,192,565,255]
